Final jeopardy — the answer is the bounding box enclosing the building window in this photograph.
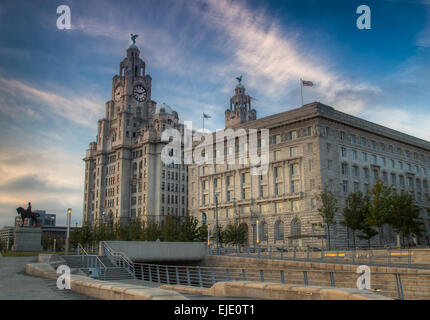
[341,147,347,157]
[342,180,348,193]
[274,220,284,241]
[342,163,349,176]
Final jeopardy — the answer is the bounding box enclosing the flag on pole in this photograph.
[301,80,314,87]
[203,113,211,119]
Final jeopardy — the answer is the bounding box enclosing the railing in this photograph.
[207,245,429,269]
[130,261,430,300]
[74,243,109,280]
[101,241,136,279]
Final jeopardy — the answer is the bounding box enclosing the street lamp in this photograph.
[207,224,211,246]
[65,208,71,255]
[215,193,220,254]
[256,219,260,246]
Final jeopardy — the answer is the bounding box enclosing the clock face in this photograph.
[133,85,147,102]
[114,87,122,102]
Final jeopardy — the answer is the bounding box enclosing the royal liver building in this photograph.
[83,37,187,227]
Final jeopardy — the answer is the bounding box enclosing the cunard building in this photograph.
[83,38,188,227]
[188,80,430,248]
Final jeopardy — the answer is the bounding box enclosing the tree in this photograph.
[341,191,367,248]
[130,219,144,241]
[80,224,94,248]
[196,223,209,242]
[160,215,180,241]
[222,223,247,246]
[144,220,161,241]
[367,180,393,247]
[70,227,81,249]
[178,216,201,241]
[211,225,225,246]
[41,233,53,251]
[317,186,338,250]
[387,191,423,247]
[357,221,378,248]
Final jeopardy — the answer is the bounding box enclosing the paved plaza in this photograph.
[0,256,95,300]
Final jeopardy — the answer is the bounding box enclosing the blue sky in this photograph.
[0,0,429,227]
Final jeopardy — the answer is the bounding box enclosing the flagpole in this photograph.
[202,113,204,132]
[300,78,303,106]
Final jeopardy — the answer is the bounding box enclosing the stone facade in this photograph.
[188,84,430,248]
[83,42,188,227]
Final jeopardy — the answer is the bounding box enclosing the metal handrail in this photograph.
[101,241,136,279]
[130,261,430,300]
[208,246,430,270]
[76,243,107,271]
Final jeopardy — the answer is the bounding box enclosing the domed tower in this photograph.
[225,76,257,128]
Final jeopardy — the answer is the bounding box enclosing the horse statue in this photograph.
[16,207,40,227]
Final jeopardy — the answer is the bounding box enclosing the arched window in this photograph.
[274,220,284,241]
[133,162,137,171]
[291,218,301,237]
[259,221,268,242]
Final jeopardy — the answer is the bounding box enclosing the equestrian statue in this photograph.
[16,202,40,227]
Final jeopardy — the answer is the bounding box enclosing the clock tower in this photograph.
[83,35,188,227]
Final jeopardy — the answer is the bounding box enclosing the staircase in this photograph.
[49,244,135,281]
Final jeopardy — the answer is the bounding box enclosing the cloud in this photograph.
[0,76,104,128]
[416,2,430,47]
[0,144,84,228]
[198,0,381,114]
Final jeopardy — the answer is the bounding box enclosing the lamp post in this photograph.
[233,198,240,250]
[65,208,71,255]
[256,219,260,246]
[215,193,220,254]
[207,224,211,246]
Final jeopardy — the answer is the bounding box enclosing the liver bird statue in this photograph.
[235,75,243,83]
[130,34,138,45]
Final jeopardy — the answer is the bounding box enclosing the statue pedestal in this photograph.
[12,227,43,252]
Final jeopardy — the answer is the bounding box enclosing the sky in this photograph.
[0,0,429,228]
